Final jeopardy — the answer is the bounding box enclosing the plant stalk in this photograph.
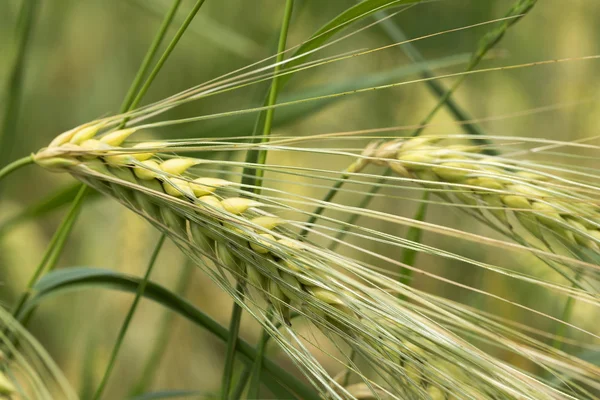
[128,259,195,396]
[0,0,38,167]
[92,234,166,400]
[123,0,208,123]
[12,185,88,321]
[221,282,244,400]
[242,0,295,194]
[247,307,273,399]
[119,0,183,114]
[0,155,33,183]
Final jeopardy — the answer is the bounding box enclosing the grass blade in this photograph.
[220,282,243,400]
[92,234,166,400]
[0,0,38,166]
[124,0,209,119]
[25,268,319,399]
[399,192,429,288]
[243,0,295,194]
[129,260,195,396]
[247,307,274,399]
[10,185,88,322]
[119,0,183,113]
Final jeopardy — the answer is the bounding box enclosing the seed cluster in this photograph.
[366,137,600,254]
[34,124,351,326]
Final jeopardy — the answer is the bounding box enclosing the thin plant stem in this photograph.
[222,4,294,397]
[11,185,88,321]
[252,0,295,194]
[221,282,244,400]
[300,176,348,238]
[247,307,274,399]
[341,349,357,388]
[92,234,166,400]
[0,0,38,166]
[552,271,581,350]
[128,259,195,396]
[241,0,295,194]
[119,0,183,113]
[124,0,208,122]
[328,170,392,251]
[552,297,575,351]
[398,192,429,289]
[0,155,33,183]
[230,366,251,400]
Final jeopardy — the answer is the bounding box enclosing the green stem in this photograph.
[119,0,183,114]
[230,366,251,400]
[552,297,575,351]
[241,0,295,194]
[11,185,88,321]
[92,234,166,400]
[328,170,392,251]
[300,175,348,238]
[341,349,356,387]
[25,272,318,399]
[398,192,429,289]
[552,271,581,350]
[0,155,33,183]
[247,307,273,399]
[221,282,244,400]
[124,0,208,119]
[222,5,294,397]
[251,0,295,194]
[129,259,195,396]
[0,0,38,165]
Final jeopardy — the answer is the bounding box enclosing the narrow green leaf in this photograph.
[221,283,244,400]
[26,268,318,400]
[0,0,38,166]
[129,260,195,396]
[93,234,166,400]
[11,185,88,322]
[399,192,429,288]
[279,0,425,88]
[119,0,183,113]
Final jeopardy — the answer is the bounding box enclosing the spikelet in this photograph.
[363,137,600,257]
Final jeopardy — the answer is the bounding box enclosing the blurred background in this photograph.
[1,0,600,398]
